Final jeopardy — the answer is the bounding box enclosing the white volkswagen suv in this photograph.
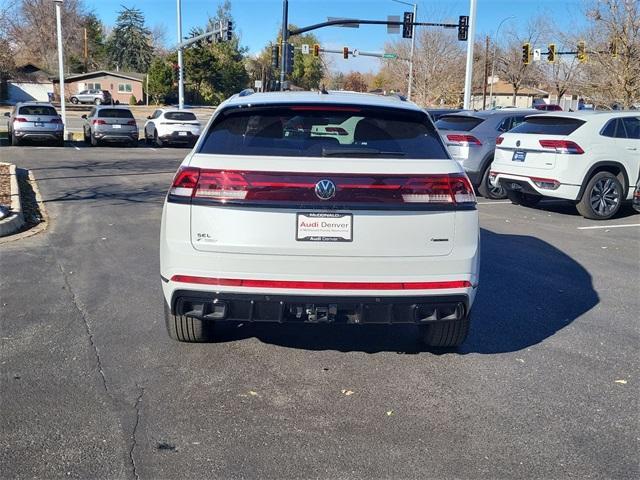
[160,91,480,347]
[491,112,640,219]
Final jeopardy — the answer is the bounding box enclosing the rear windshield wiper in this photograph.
[322,147,406,157]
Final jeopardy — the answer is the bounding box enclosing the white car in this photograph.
[490,112,640,219]
[160,91,480,348]
[143,109,201,147]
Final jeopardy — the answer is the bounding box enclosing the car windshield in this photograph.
[18,106,57,116]
[435,115,485,131]
[165,112,197,121]
[510,117,586,135]
[199,104,448,159]
[97,109,134,118]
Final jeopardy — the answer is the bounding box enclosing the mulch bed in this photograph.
[0,163,11,209]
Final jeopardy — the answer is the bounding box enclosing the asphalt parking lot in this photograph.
[1,143,639,479]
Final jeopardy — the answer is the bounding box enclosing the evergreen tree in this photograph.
[146,58,173,104]
[84,13,108,71]
[107,6,153,73]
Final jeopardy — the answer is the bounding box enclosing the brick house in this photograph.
[52,71,145,104]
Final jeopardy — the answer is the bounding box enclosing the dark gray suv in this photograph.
[82,106,138,146]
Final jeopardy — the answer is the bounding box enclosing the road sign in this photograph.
[402,12,414,39]
[383,53,398,59]
[352,49,359,57]
[387,15,400,34]
[533,48,541,62]
[254,80,262,90]
[301,44,310,55]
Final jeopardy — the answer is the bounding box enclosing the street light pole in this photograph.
[53,0,66,136]
[488,16,515,109]
[177,0,185,109]
[392,0,417,101]
[280,0,289,91]
[462,0,477,109]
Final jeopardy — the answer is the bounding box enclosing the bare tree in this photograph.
[575,0,640,108]
[342,71,368,92]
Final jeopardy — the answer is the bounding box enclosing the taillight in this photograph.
[539,139,584,154]
[92,119,106,125]
[127,120,136,126]
[14,117,27,123]
[169,167,200,197]
[168,169,476,207]
[446,134,482,146]
[50,118,62,124]
[531,176,560,190]
[495,136,504,145]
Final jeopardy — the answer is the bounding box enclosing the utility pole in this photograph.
[53,0,66,136]
[280,0,289,90]
[462,0,477,109]
[392,0,417,101]
[482,35,489,109]
[176,0,185,109]
[83,27,88,72]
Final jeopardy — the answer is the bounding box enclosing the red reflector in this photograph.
[539,139,584,154]
[290,106,361,112]
[171,275,472,290]
[14,117,27,122]
[495,136,504,145]
[446,134,482,146]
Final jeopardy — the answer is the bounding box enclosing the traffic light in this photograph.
[286,43,295,74]
[402,11,414,39]
[458,15,469,41]
[271,44,279,69]
[547,43,556,63]
[522,43,531,65]
[343,46,349,59]
[577,40,587,63]
[225,20,233,41]
[313,44,320,57]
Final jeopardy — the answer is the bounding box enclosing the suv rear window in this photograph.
[509,117,585,135]
[18,106,57,116]
[165,112,197,121]
[435,115,484,131]
[199,104,448,159]
[98,109,134,118]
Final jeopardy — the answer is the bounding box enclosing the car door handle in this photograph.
[626,147,638,151]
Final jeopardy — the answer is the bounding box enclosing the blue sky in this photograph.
[86,0,587,72]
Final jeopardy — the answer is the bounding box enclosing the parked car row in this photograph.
[4,102,201,148]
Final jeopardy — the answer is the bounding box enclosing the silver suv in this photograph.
[82,106,138,146]
[70,89,112,105]
[5,102,64,146]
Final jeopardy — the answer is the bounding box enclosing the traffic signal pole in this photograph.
[462,0,477,109]
[177,0,185,109]
[280,0,289,91]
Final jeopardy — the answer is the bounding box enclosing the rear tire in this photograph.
[70,97,79,104]
[11,133,19,146]
[164,303,215,342]
[90,133,99,147]
[506,190,542,207]
[576,171,623,220]
[55,138,64,147]
[420,316,470,348]
[154,130,163,147]
[478,165,507,199]
[94,98,102,105]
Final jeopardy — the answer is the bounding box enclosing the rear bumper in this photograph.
[94,131,138,142]
[492,172,580,200]
[160,131,199,143]
[14,130,63,140]
[169,289,470,324]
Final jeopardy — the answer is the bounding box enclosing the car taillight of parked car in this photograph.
[14,117,28,123]
[92,119,106,125]
[539,139,584,154]
[446,134,482,147]
[496,136,504,145]
[169,168,476,207]
[50,118,62,124]
[127,120,136,126]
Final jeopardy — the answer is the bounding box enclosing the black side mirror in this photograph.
[3,112,9,117]
[81,114,87,119]
[147,115,151,120]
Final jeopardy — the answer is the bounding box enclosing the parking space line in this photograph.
[74,146,81,151]
[577,224,640,230]
[477,201,511,205]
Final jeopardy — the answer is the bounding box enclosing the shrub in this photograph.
[129,95,137,105]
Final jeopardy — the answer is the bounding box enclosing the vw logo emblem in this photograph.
[315,179,336,200]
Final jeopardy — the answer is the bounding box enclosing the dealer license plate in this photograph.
[512,150,527,162]
[296,213,353,242]
[178,131,188,136]
[112,124,121,129]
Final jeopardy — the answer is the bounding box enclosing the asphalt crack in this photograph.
[57,264,108,393]
[129,385,144,480]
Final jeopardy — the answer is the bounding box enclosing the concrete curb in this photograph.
[0,163,25,237]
